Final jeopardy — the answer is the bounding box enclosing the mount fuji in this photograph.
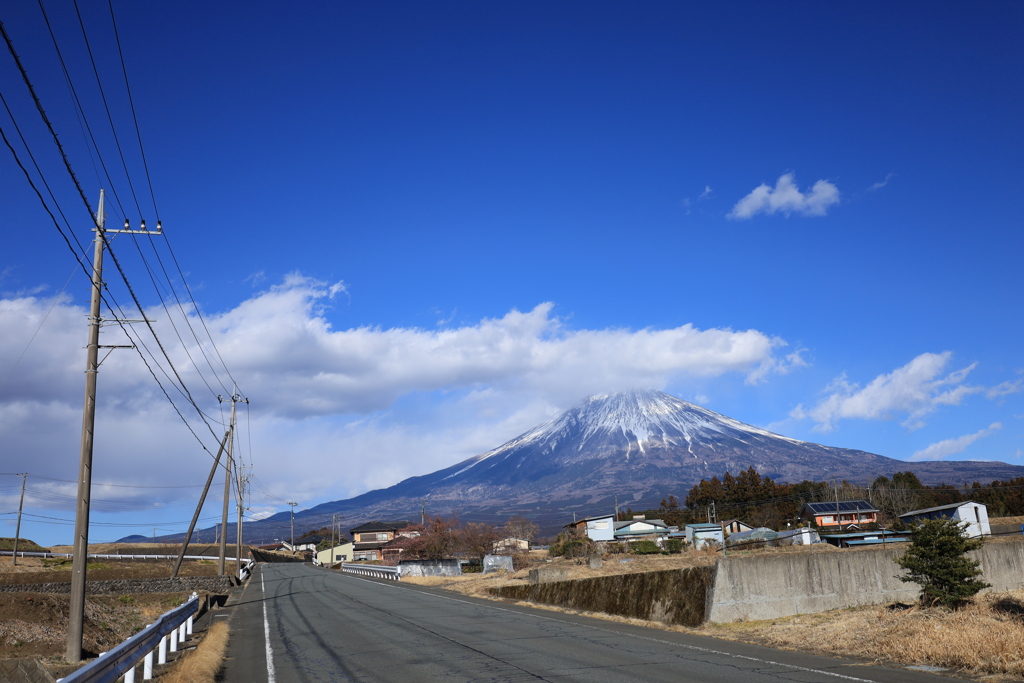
[235,391,1024,540]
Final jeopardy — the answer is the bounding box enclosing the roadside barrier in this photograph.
[56,592,200,683]
[0,552,253,581]
[340,562,400,581]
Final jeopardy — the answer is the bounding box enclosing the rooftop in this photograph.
[350,520,413,533]
[899,500,982,518]
[802,500,879,514]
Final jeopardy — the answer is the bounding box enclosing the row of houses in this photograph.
[302,499,995,565]
[567,500,994,548]
[800,499,991,538]
[566,515,727,549]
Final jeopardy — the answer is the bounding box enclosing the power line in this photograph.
[71,0,143,218]
[106,0,158,220]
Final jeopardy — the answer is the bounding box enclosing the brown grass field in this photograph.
[0,558,220,584]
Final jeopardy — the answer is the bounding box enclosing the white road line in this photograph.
[339,572,876,683]
[262,568,277,683]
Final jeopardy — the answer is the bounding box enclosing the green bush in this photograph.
[630,540,660,554]
[662,539,683,554]
[895,517,989,609]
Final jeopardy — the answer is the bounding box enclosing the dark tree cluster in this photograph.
[636,468,1024,531]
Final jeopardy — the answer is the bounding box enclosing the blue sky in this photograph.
[1,2,1023,545]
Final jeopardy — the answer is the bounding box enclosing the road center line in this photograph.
[338,571,875,683]
[262,568,277,683]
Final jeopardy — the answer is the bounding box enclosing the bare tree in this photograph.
[404,516,460,560]
[502,516,538,543]
[460,522,501,560]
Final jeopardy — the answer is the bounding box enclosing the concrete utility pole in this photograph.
[67,193,160,662]
[288,502,297,547]
[12,473,27,566]
[236,464,249,576]
[216,387,247,576]
[834,475,841,531]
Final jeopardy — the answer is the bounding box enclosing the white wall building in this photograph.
[315,542,354,565]
[899,501,991,538]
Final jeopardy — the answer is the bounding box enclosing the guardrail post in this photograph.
[178,622,186,643]
[169,628,177,653]
[124,664,135,683]
[158,635,167,663]
[144,649,153,679]
[186,615,193,635]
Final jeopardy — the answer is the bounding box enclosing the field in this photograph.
[0,538,47,552]
[0,553,231,676]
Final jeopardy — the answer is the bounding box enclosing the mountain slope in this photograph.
[224,390,1024,541]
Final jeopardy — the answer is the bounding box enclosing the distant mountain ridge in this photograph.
[147,390,1024,542]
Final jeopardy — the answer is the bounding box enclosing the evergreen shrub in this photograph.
[895,517,989,609]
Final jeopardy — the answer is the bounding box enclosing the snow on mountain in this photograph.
[233,390,1024,542]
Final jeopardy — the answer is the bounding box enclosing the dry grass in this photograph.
[990,516,1024,526]
[406,542,1024,679]
[0,559,220,585]
[701,590,1024,677]
[159,621,229,683]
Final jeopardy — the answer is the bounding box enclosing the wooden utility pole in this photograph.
[12,473,26,566]
[67,194,159,661]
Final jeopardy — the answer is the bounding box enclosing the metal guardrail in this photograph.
[0,551,241,561]
[57,592,200,683]
[340,562,400,580]
[0,551,255,582]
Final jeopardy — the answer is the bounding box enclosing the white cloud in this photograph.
[790,352,983,431]
[909,423,1002,462]
[0,276,801,529]
[867,173,895,192]
[729,173,840,219]
[698,186,713,200]
[987,377,1024,399]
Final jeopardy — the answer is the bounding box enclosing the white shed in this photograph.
[899,501,990,538]
[684,523,725,549]
[583,515,616,541]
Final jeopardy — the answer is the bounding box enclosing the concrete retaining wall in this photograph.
[708,541,1024,623]
[0,575,234,595]
[491,566,715,627]
[491,541,1024,626]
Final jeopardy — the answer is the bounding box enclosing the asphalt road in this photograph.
[221,563,962,683]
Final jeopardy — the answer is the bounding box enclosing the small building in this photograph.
[350,520,415,561]
[721,519,753,536]
[614,518,670,542]
[283,535,324,553]
[819,529,911,548]
[564,514,616,542]
[493,537,530,552]
[315,542,354,565]
[899,501,990,538]
[800,501,879,530]
[685,523,725,549]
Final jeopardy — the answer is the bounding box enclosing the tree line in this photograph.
[624,467,1024,529]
